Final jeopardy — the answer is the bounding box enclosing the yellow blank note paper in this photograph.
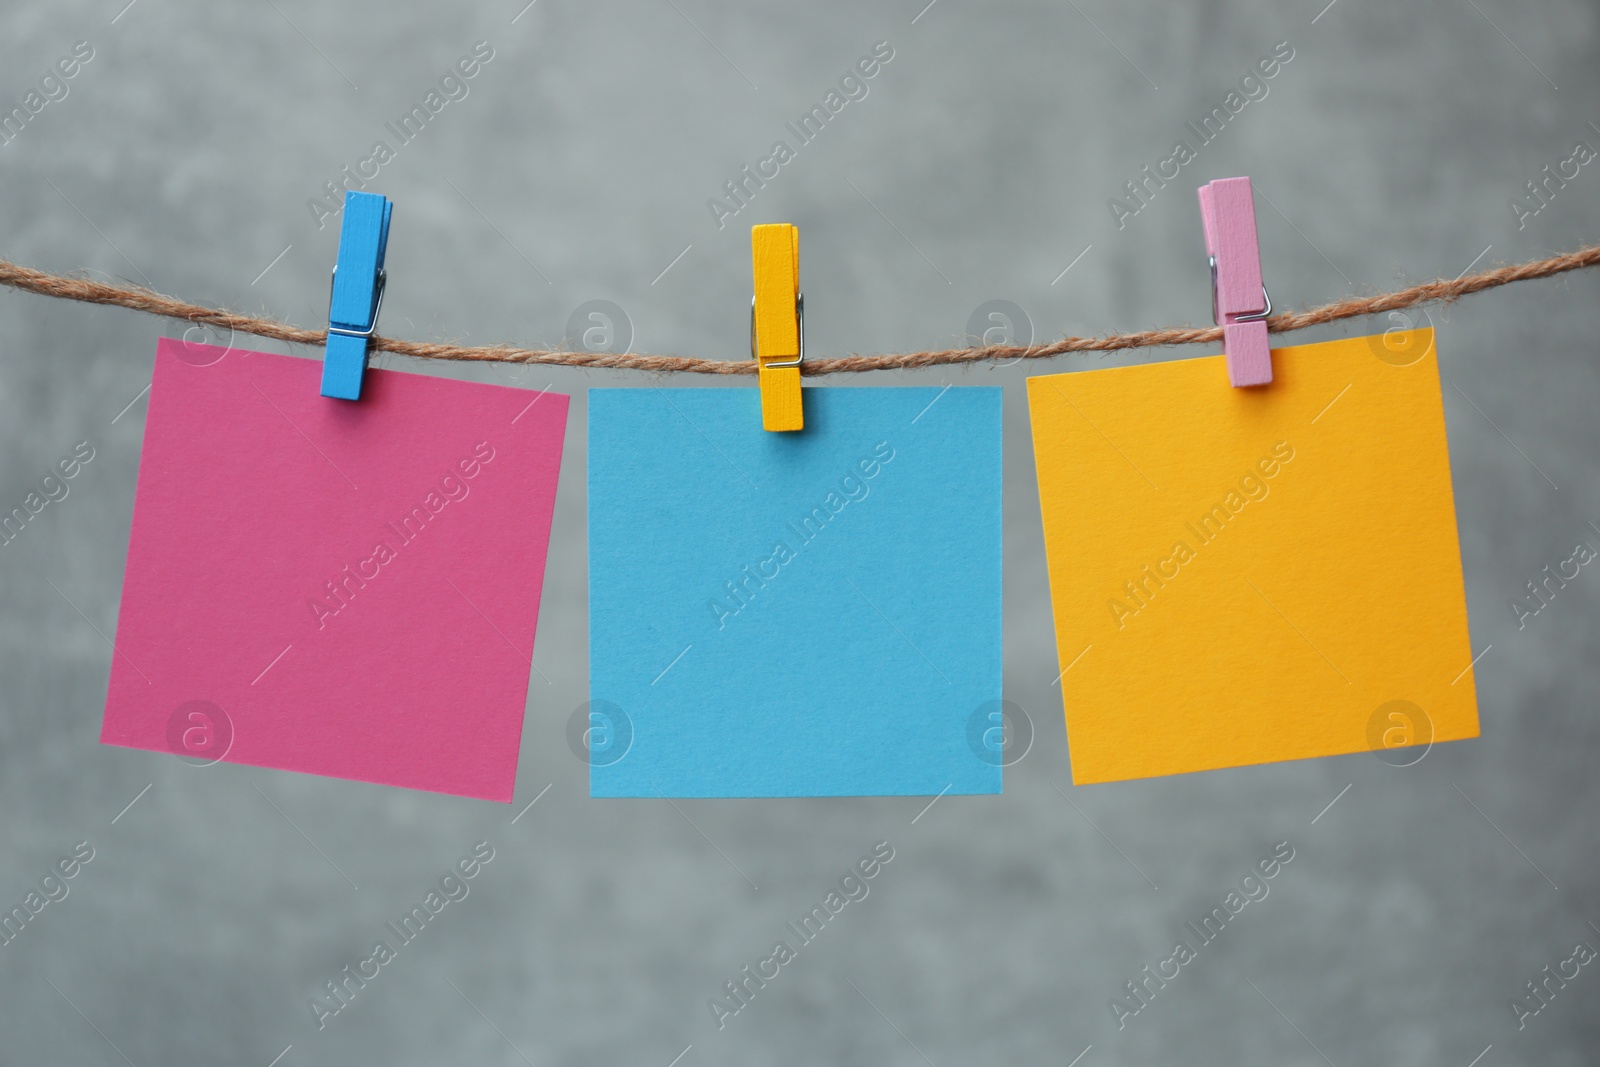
[1027,330,1478,784]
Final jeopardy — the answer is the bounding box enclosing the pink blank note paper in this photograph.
[101,340,569,801]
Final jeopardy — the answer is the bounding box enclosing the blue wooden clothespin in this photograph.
[321,190,393,400]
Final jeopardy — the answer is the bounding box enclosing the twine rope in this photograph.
[3,244,1598,375]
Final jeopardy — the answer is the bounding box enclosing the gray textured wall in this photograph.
[2,1,1598,1064]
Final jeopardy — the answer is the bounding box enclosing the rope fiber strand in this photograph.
[3,244,1598,375]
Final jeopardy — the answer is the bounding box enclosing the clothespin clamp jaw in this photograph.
[321,190,394,400]
[1198,177,1273,387]
[751,223,804,431]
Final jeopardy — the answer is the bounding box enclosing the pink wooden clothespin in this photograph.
[1198,177,1273,387]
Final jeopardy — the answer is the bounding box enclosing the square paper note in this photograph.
[588,387,1002,797]
[1027,330,1478,784]
[101,339,569,801]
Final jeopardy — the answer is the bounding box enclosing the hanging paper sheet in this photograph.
[100,340,569,801]
[587,386,1002,798]
[1027,330,1478,783]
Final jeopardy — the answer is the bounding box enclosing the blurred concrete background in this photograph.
[1,0,1598,1064]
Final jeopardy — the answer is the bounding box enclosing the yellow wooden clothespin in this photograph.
[751,223,803,431]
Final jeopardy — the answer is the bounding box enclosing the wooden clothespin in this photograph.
[321,190,394,400]
[1198,177,1273,387]
[751,223,803,431]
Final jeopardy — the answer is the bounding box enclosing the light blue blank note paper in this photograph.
[587,387,1002,798]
